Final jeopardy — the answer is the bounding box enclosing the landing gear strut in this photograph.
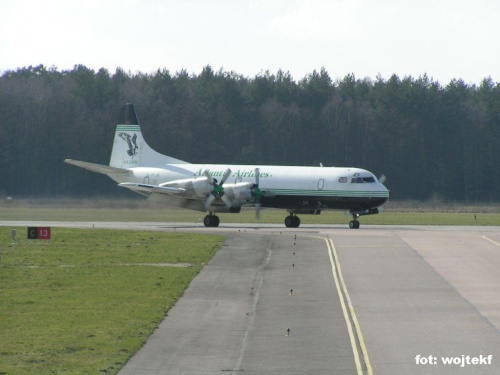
[285,214,300,228]
[203,213,220,227]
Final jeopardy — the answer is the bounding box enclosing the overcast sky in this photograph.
[2,0,499,85]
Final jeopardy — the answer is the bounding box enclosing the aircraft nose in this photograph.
[377,175,389,193]
[381,183,389,198]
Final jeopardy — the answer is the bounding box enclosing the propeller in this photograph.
[204,168,232,210]
[377,174,388,213]
[251,168,264,219]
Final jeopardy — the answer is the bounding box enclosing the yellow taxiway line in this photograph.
[325,236,373,375]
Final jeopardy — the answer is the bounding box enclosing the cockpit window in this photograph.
[351,176,376,183]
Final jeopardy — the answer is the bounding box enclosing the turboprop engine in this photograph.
[161,177,213,197]
[218,182,254,205]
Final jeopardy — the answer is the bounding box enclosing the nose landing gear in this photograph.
[347,207,380,229]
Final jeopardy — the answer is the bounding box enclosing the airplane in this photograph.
[65,103,389,229]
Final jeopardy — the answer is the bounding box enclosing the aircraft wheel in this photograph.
[349,220,360,229]
[213,216,220,227]
[204,215,220,227]
[285,215,300,228]
[293,216,301,228]
[203,215,213,227]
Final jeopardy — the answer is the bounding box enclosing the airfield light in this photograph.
[11,228,19,244]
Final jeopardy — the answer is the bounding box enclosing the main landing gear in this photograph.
[349,218,360,229]
[203,213,220,227]
[285,213,301,228]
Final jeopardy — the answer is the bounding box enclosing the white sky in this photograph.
[2,0,499,84]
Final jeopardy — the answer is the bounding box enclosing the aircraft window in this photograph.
[351,177,375,183]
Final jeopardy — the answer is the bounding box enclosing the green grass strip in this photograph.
[0,228,224,375]
[2,205,500,226]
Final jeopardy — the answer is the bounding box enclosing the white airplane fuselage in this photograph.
[111,164,388,213]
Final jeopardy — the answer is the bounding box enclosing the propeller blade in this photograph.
[203,169,214,185]
[212,168,231,196]
[255,202,261,220]
[204,194,216,211]
[220,168,232,186]
[254,168,262,219]
[221,194,232,209]
[378,174,387,184]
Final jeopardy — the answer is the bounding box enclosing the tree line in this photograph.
[1,64,499,201]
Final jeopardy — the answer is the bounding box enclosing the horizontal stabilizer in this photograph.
[118,182,186,195]
[64,159,131,175]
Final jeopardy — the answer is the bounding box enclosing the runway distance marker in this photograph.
[27,227,51,240]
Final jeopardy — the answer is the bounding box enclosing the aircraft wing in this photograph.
[118,182,186,195]
[64,159,131,175]
[119,182,208,212]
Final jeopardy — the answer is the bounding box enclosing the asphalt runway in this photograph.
[324,227,500,375]
[3,221,500,374]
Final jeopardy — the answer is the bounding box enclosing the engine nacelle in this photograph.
[161,177,212,198]
[222,182,254,203]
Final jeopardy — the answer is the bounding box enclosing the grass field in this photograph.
[0,227,224,375]
[1,198,500,226]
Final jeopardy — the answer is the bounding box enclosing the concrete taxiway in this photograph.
[3,221,500,374]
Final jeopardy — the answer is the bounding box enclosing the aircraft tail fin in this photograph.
[109,103,189,168]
